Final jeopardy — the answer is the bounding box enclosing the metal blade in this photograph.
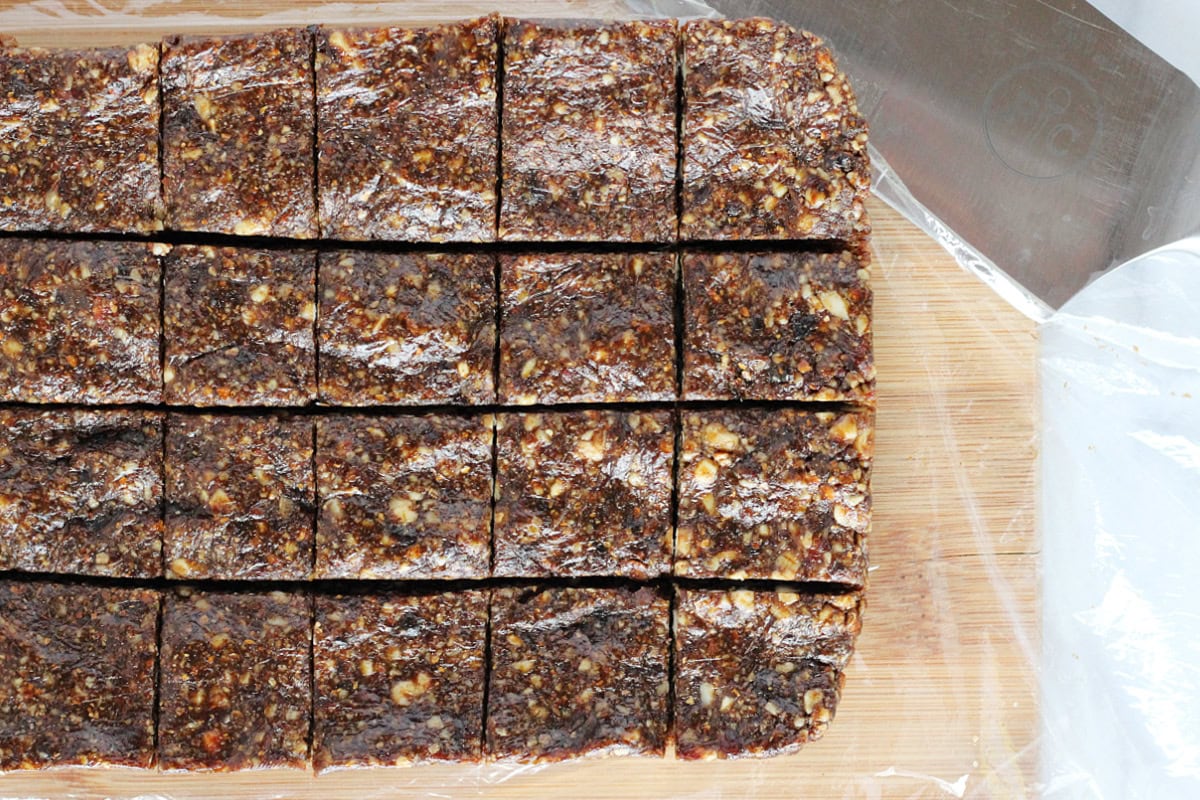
[700,0,1200,309]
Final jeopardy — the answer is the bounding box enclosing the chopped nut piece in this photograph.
[159,590,311,771]
[499,19,677,242]
[162,29,316,237]
[494,411,673,578]
[166,414,314,580]
[680,18,870,240]
[488,587,670,761]
[0,239,161,404]
[0,409,162,578]
[315,414,492,579]
[683,249,874,403]
[0,581,158,770]
[313,591,487,770]
[317,17,498,241]
[499,252,675,403]
[319,251,495,405]
[675,408,873,585]
[0,44,162,232]
[674,589,862,759]
[164,245,316,406]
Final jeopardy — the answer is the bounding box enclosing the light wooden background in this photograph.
[1,4,1041,797]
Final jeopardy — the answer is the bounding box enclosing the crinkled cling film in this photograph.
[0,0,1045,798]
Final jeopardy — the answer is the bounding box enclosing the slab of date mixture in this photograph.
[165,414,314,581]
[318,250,495,405]
[316,16,498,241]
[0,408,163,578]
[158,589,312,771]
[679,18,870,241]
[0,43,162,233]
[315,413,492,579]
[162,28,316,237]
[675,408,873,585]
[682,248,874,403]
[487,586,670,761]
[499,19,677,242]
[0,581,158,770]
[493,410,673,579]
[673,588,862,759]
[163,245,316,406]
[498,252,675,404]
[313,590,488,770]
[0,238,161,404]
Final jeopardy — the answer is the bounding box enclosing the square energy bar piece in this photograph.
[674,589,862,759]
[162,29,316,237]
[0,238,161,404]
[159,589,311,771]
[317,17,498,241]
[0,581,158,770]
[165,414,314,580]
[499,19,677,242]
[494,411,673,578]
[163,245,316,406]
[487,586,670,761]
[680,19,870,241]
[313,590,488,770]
[318,251,495,405]
[675,408,873,585]
[683,249,874,403]
[0,44,162,232]
[499,252,675,404]
[0,409,162,578]
[315,414,492,579]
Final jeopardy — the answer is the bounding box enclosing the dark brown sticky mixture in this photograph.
[499,252,675,404]
[680,18,870,241]
[675,408,873,585]
[165,414,314,581]
[499,19,677,242]
[163,245,316,407]
[316,17,498,242]
[0,581,158,770]
[0,238,161,404]
[683,249,874,403]
[319,250,494,405]
[158,589,311,771]
[487,586,670,761]
[0,44,162,233]
[162,28,316,237]
[315,414,492,579]
[494,411,673,579]
[674,589,862,759]
[0,409,162,578]
[313,590,488,770]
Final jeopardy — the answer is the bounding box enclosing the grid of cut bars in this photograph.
[0,15,874,769]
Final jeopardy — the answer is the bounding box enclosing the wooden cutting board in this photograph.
[0,4,1040,796]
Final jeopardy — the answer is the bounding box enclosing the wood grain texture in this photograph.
[1,5,1040,796]
[0,197,1040,799]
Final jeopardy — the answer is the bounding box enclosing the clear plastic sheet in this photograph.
[0,1,1193,798]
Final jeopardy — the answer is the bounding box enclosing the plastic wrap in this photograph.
[315,16,499,243]
[0,42,162,233]
[498,252,676,404]
[0,408,163,579]
[314,414,493,580]
[164,414,315,581]
[161,29,317,238]
[0,582,159,770]
[4,1,1197,798]
[0,238,163,404]
[163,245,317,407]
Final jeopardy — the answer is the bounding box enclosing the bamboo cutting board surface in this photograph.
[1,4,1040,796]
